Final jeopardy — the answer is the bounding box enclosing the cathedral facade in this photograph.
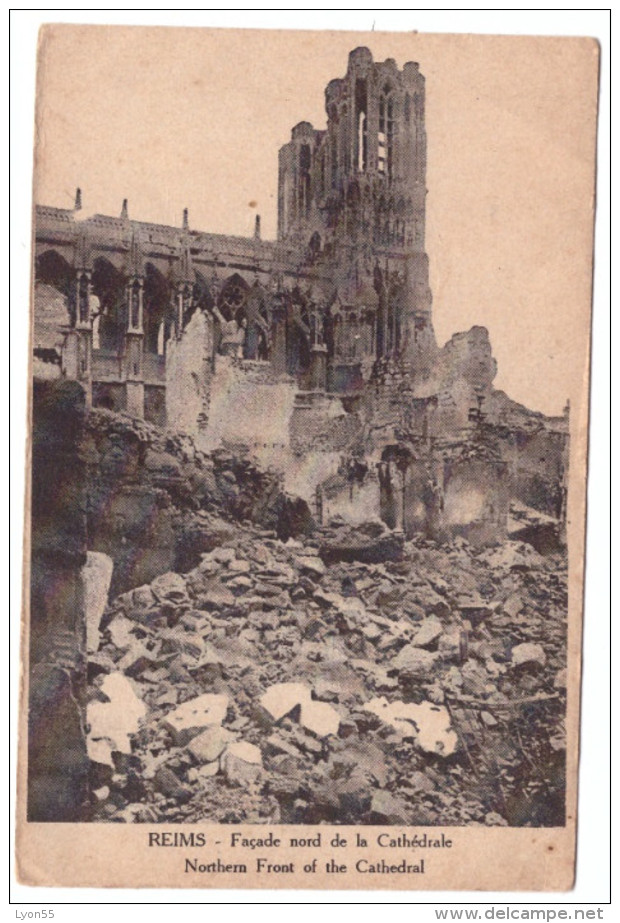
[33,48,436,425]
[33,46,568,546]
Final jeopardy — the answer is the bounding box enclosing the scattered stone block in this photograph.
[259,683,310,722]
[195,578,236,610]
[300,699,340,738]
[150,571,188,603]
[411,615,444,648]
[87,672,147,757]
[162,693,229,746]
[153,766,192,803]
[295,556,326,577]
[363,697,458,756]
[389,645,439,679]
[511,642,546,668]
[221,741,263,784]
[188,726,236,764]
[106,615,141,651]
[370,790,409,824]
[82,551,114,653]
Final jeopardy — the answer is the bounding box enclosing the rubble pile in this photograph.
[85,522,567,827]
[83,409,314,596]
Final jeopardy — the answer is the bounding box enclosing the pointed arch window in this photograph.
[298,144,312,219]
[358,110,367,172]
[331,136,338,189]
[355,79,368,173]
[378,90,395,180]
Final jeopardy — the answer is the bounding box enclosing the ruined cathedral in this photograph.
[33,48,568,546]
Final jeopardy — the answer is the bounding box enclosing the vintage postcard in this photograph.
[17,25,599,890]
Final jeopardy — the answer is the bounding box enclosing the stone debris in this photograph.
[161,693,229,746]
[364,697,458,756]
[83,520,568,827]
[188,726,236,764]
[82,551,114,654]
[389,646,439,678]
[259,683,311,722]
[221,741,263,785]
[411,615,444,648]
[87,672,147,762]
[259,682,341,737]
[299,699,341,738]
[511,643,547,668]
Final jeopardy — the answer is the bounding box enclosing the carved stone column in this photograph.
[125,277,144,418]
[270,295,288,375]
[62,270,93,406]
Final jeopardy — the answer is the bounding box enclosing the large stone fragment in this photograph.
[295,555,326,578]
[188,726,236,764]
[82,551,114,653]
[162,693,229,746]
[370,790,409,824]
[389,646,439,679]
[195,578,236,610]
[150,571,188,603]
[511,642,546,668]
[259,683,341,737]
[319,523,404,565]
[300,699,341,738]
[411,615,444,648]
[259,683,310,722]
[221,741,263,784]
[28,664,90,821]
[363,697,458,756]
[153,766,192,803]
[106,614,141,651]
[87,672,147,762]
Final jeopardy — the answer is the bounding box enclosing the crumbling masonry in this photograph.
[34,48,568,547]
[28,48,570,826]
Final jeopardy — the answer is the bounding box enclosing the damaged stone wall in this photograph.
[197,357,298,464]
[32,282,69,380]
[82,408,314,598]
[165,309,214,435]
[440,456,509,546]
[29,379,90,821]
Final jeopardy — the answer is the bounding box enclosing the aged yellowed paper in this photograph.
[18,25,598,890]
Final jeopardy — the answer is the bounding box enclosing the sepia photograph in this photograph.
[17,22,600,890]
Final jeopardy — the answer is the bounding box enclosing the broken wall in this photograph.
[29,379,90,821]
[165,309,213,435]
[197,356,298,461]
[440,456,509,546]
[497,427,568,518]
[318,466,382,526]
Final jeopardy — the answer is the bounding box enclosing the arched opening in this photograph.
[298,144,312,219]
[355,78,368,173]
[91,257,126,354]
[143,263,172,355]
[35,250,73,297]
[243,283,270,360]
[286,289,311,380]
[214,273,250,357]
[378,88,395,180]
[34,250,73,343]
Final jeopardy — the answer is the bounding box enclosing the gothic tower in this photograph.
[278,47,435,379]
